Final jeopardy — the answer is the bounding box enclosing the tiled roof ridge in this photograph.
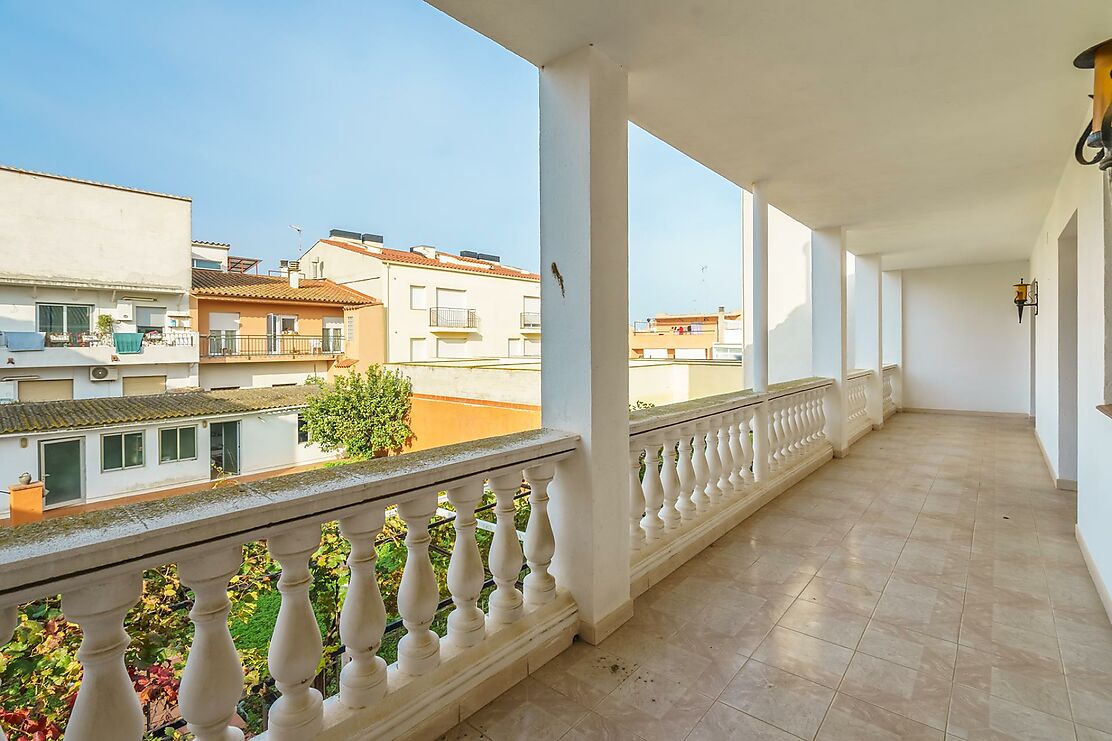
[318,239,541,282]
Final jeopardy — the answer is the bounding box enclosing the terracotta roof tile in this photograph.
[191,269,379,304]
[318,239,540,281]
[0,386,318,435]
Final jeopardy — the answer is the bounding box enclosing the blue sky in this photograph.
[0,0,740,320]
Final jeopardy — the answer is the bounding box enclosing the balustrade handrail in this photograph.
[882,363,899,372]
[628,377,833,441]
[0,428,578,604]
[847,368,872,380]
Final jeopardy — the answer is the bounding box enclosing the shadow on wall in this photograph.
[768,238,813,383]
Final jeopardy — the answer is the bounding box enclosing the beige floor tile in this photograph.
[752,625,854,688]
[468,676,589,741]
[954,644,1072,720]
[1065,672,1112,735]
[874,577,964,643]
[817,692,944,740]
[719,659,835,739]
[531,641,638,708]
[839,653,952,731]
[799,575,884,617]
[948,684,1076,740]
[687,701,798,741]
[563,710,647,741]
[779,598,870,648]
[858,619,958,679]
[593,666,714,741]
[1076,725,1112,741]
[437,722,494,740]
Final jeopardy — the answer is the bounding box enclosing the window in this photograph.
[192,258,222,270]
[122,375,166,397]
[346,316,355,342]
[508,338,524,357]
[102,431,144,471]
[37,303,92,337]
[437,337,468,359]
[410,337,428,361]
[160,426,197,463]
[524,338,541,357]
[297,414,310,444]
[18,379,74,402]
[135,307,166,334]
[410,285,427,310]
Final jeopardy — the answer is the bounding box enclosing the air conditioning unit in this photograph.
[90,366,119,382]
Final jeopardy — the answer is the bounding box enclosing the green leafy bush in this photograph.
[303,367,414,458]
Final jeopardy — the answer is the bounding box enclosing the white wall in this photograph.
[902,260,1030,414]
[0,168,192,291]
[1029,155,1112,605]
[198,361,330,390]
[0,410,333,517]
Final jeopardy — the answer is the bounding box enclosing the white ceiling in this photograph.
[427,0,1112,269]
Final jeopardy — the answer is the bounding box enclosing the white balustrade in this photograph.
[659,439,682,529]
[179,547,246,741]
[716,422,734,496]
[523,464,558,607]
[488,473,525,624]
[446,482,487,649]
[64,574,145,741]
[882,365,897,418]
[702,424,722,507]
[640,441,665,540]
[396,494,442,675]
[675,430,697,520]
[267,524,325,740]
[627,446,646,550]
[740,408,755,485]
[728,413,745,492]
[691,429,711,514]
[338,504,389,708]
[846,371,872,438]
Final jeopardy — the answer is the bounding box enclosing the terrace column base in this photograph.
[576,598,634,645]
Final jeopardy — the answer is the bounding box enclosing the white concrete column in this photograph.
[882,269,904,408]
[811,227,849,455]
[540,45,631,644]
[742,188,769,391]
[855,253,884,427]
[742,186,771,480]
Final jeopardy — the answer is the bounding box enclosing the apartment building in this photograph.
[301,229,541,362]
[191,258,383,389]
[0,166,199,402]
[629,308,743,360]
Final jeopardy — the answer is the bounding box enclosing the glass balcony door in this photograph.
[40,438,84,507]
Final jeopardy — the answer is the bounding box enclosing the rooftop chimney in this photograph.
[281,259,301,289]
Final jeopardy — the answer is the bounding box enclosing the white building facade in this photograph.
[301,230,541,362]
[0,166,199,402]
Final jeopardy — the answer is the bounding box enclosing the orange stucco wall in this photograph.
[193,297,346,337]
[405,394,540,452]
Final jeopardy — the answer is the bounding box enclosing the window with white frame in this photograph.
[410,285,427,310]
[102,431,144,471]
[36,303,92,337]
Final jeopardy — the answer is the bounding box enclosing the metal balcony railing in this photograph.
[631,320,717,335]
[15,330,197,350]
[520,311,542,329]
[202,333,343,358]
[429,307,478,329]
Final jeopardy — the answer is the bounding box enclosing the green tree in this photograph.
[303,367,414,459]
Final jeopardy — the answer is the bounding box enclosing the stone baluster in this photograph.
[64,574,145,741]
[659,437,681,529]
[488,473,525,624]
[267,525,325,740]
[716,420,734,496]
[691,426,711,514]
[337,504,389,708]
[766,401,781,471]
[802,391,815,445]
[786,397,801,457]
[0,605,14,741]
[675,430,697,521]
[640,441,665,539]
[396,494,441,674]
[740,409,755,484]
[728,413,745,492]
[702,423,722,507]
[817,388,829,439]
[810,390,823,442]
[178,547,246,741]
[446,481,487,649]
[628,447,646,550]
[523,463,558,607]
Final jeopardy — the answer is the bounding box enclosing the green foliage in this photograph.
[96,313,114,338]
[303,367,414,458]
[629,400,655,412]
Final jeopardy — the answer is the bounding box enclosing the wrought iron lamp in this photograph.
[1013,277,1038,323]
[1074,38,1112,169]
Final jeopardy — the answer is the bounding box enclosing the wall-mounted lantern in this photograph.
[1074,38,1112,169]
[1014,278,1038,323]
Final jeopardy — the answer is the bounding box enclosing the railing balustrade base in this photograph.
[629,442,833,598]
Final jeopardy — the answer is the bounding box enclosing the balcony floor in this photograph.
[444,413,1112,740]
